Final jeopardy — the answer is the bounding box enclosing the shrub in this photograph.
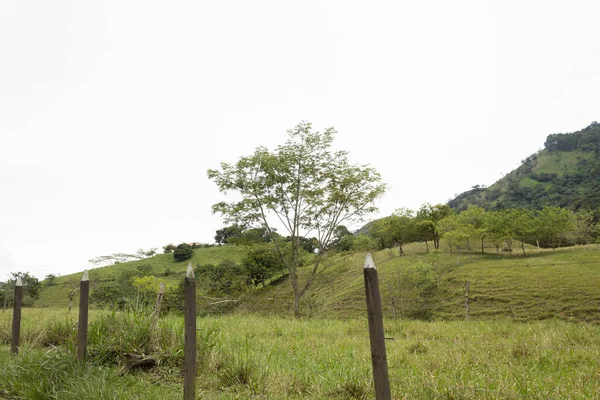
[173,243,193,262]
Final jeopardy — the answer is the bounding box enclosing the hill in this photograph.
[36,242,600,323]
[449,121,600,213]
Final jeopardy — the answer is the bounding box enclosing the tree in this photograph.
[573,208,598,247]
[329,225,352,251]
[173,243,193,262]
[214,224,245,245]
[208,122,386,317]
[415,204,453,249]
[507,208,536,256]
[2,272,42,307]
[162,244,177,253]
[536,206,574,249]
[458,205,487,254]
[44,274,57,285]
[369,209,418,255]
[242,246,281,286]
[484,210,514,253]
[388,208,418,256]
[89,248,156,267]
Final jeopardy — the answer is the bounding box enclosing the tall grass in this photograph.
[3,309,599,399]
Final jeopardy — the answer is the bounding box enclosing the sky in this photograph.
[1,0,599,280]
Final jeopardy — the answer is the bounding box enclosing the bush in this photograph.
[173,243,193,262]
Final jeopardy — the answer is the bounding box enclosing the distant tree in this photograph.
[337,234,355,252]
[329,225,352,251]
[162,244,177,254]
[536,206,574,249]
[44,274,57,285]
[415,204,453,249]
[507,208,536,256]
[214,224,245,245]
[438,214,475,260]
[173,243,194,262]
[388,208,418,256]
[484,210,514,253]
[229,227,279,246]
[3,272,42,307]
[136,248,157,258]
[573,208,598,247]
[457,205,487,254]
[351,235,379,252]
[89,248,156,267]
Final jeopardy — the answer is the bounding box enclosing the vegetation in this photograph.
[0,272,41,307]
[173,243,194,262]
[208,121,386,317]
[450,121,600,214]
[2,309,600,399]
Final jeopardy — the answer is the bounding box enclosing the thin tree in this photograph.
[208,122,386,317]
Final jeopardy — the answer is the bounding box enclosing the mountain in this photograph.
[449,121,600,213]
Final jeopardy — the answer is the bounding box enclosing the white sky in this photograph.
[1,0,599,280]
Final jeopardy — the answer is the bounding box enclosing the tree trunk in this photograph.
[481,238,484,254]
[293,293,301,318]
[398,245,405,256]
[521,242,526,257]
[424,241,429,253]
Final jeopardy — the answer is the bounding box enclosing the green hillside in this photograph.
[449,121,600,213]
[37,246,246,308]
[36,242,600,323]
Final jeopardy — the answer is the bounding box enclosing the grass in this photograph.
[239,244,600,323]
[35,243,600,323]
[37,245,246,308]
[1,309,600,399]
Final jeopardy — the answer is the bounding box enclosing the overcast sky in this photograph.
[1,0,599,280]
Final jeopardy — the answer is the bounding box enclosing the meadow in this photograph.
[3,245,600,398]
[2,307,600,399]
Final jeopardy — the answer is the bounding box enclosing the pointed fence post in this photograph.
[11,276,23,354]
[364,253,391,400]
[184,263,196,400]
[151,282,166,329]
[77,270,90,363]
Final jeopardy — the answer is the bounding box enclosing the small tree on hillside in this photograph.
[573,208,598,247]
[208,122,386,317]
[415,204,453,249]
[536,206,574,250]
[3,272,42,307]
[173,243,193,262]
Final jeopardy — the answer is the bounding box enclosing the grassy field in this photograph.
[13,243,599,397]
[2,309,600,399]
[238,244,600,323]
[35,243,600,324]
[36,246,247,308]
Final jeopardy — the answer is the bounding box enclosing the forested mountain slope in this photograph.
[450,121,600,213]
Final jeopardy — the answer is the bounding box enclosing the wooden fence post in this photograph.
[465,280,470,320]
[184,263,196,400]
[11,276,23,354]
[364,253,391,400]
[77,270,90,363]
[151,282,166,329]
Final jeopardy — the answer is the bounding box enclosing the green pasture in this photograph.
[1,309,600,399]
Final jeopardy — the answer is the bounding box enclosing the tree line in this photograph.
[365,204,597,258]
